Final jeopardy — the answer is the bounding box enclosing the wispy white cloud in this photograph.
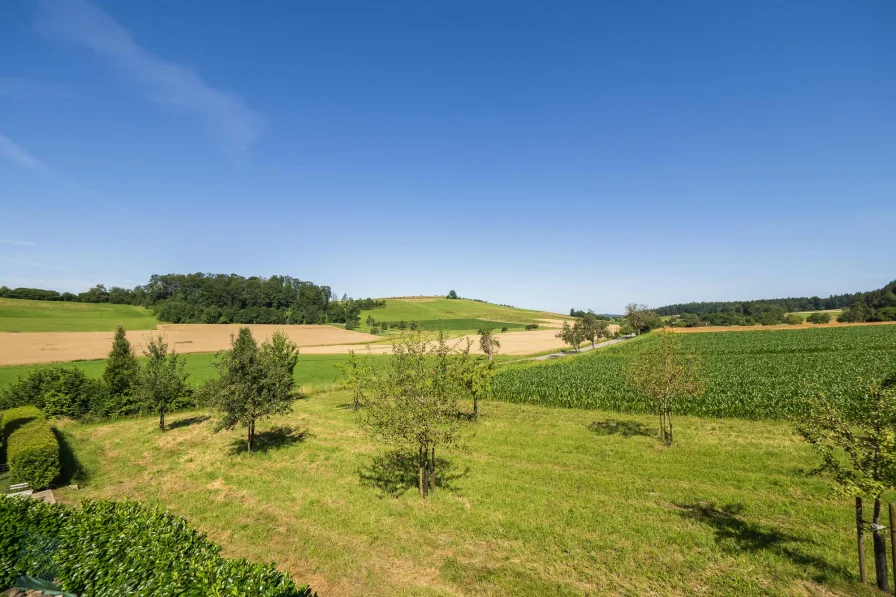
[0,239,40,247]
[0,77,70,97]
[0,133,44,171]
[0,256,74,273]
[35,0,265,157]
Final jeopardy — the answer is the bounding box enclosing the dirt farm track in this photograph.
[0,322,583,366]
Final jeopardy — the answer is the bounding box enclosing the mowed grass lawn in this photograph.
[55,391,875,596]
[0,297,157,332]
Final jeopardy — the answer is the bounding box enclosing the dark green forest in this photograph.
[0,273,385,328]
[656,280,896,326]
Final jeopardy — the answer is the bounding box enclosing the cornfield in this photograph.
[491,325,896,419]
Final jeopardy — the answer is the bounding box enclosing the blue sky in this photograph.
[1,0,894,314]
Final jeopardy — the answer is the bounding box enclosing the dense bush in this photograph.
[0,367,106,418]
[492,326,896,420]
[806,312,832,324]
[0,497,315,596]
[1,406,60,489]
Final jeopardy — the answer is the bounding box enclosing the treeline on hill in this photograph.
[0,273,386,329]
[656,279,896,326]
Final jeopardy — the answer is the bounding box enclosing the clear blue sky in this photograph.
[1,0,894,314]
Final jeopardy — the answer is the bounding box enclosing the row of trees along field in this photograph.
[655,279,896,326]
[0,273,386,328]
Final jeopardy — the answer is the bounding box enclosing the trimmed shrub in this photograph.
[1,406,60,489]
[0,498,315,596]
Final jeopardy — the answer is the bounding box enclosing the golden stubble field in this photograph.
[0,318,599,365]
[0,324,378,366]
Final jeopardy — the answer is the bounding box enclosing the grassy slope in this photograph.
[0,297,157,332]
[0,353,363,393]
[56,391,873,596]
[360,297,566,333]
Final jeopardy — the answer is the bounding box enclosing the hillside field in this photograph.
[360,297,568,333]
[0,297,158,332]
[54,390,876,596]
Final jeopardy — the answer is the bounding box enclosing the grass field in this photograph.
[0,352,367,394]
[0,298,157,332]
[493,325,896,419]
[53,390,876,596]
[360,297,566,333]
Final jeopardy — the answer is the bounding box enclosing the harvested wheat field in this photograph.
[0,324,379,366]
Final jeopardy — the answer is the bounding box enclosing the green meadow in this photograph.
[359,297,565,333]
[0,297,158,332]
[0,353,361,394]
[53,390,878,596]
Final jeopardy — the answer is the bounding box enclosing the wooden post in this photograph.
[890,503,896,591]
[858,497,866,583]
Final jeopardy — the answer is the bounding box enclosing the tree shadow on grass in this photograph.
[167,415,211,430]
[676,502,852,583]
[588,419,654,438]
[228,426,309,455]
[53,428,86,487]
[359,449,469,498]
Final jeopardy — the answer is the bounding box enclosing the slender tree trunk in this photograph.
[473,396,479,420]
[666,403,673,446]
[873,498,890,592]
[858,497,867,583]
[159,411,165,431]
[429,447,436,494]
[418,446,424,497]
[247,419,255,452]
[422,449,430,498]
[659,408,664,442]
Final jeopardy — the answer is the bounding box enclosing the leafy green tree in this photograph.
[556,321,585,352]
[102,325,139,411]
[447,290,458,299]
[795,380,896,592]
[478,328,501,362]
[209,328,299,452]
[624,303,661,335]
[136,335,190,431]
[806,312,832,324]
[627,331,704,445]
[581,312,610,348]
[350,328,475,498]
[784,313,803,325]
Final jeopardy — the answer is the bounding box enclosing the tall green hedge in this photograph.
[0,497,315,596]
[0,406,60,489]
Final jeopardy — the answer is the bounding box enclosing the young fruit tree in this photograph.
[795,379,896,592]
[136,334,189,431]
[556,320,585,352]
[349,328,477,498]
[478,327,501,362]
[626,331,704,446]
[581,312,609,349]
[208,328,299,452]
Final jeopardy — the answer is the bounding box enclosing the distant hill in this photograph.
[359,296,569,334]
[656,279,896,323]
